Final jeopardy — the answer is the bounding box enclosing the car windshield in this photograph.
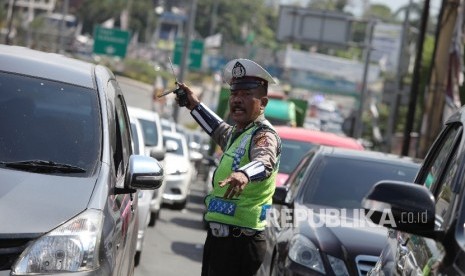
[302,156,419,209]
[0,72,101,175]
[139,119,159,147]
[279,139,316,174]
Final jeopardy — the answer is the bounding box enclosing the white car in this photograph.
[161,117,176,132]
[129,116,154,266]
[162,131,194,210]
[128,106,166,226]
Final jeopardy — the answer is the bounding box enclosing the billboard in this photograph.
[277,5,352,47]
[370,23,403,73]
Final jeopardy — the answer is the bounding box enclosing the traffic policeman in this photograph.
[175,58,281,276]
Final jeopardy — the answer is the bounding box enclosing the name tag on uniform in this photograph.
[208,198,236,216]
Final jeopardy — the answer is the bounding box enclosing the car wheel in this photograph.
[148,211,158,227]
[134,251,141,267]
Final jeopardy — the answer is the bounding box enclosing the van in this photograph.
[0,44,163,275]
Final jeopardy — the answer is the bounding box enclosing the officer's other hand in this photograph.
[219,171,249,199]
[176,82,200,110]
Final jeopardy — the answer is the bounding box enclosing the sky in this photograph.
[359,0,442,16]
[372,0,410,12]
[280,0,442,17]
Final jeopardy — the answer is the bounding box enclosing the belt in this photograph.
[209,222,261,238]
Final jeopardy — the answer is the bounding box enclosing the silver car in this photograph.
[129,115,155,266]
[0,45,163,275]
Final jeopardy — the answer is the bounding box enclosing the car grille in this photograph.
[0,235,37,271]
[355,255,379,276]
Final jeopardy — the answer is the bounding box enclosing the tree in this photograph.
[363,3,393,22]
[129,0,154,42]
[76,0,126,35]
[307,0,348,11]
[195,0,278,49]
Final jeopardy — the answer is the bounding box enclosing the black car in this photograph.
[364,106,465,275]
[259,146,420,276]
[0,45,163,275]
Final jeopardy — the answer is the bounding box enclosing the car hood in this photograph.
[297,204,388,257]
[0,168,97,234]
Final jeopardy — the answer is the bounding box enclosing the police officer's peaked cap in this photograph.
[222,58,276,92]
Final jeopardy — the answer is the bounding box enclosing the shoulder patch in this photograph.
[254,132,270,147]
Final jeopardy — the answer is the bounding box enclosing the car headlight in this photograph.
[328,255,349,275]
[12,209,103,274]
[288,234,325,274]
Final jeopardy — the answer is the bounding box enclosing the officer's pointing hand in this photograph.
[219,171,249,199]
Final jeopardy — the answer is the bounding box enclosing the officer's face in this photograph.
[229,87,267,129]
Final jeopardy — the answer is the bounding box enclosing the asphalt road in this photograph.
[134,179,208,276]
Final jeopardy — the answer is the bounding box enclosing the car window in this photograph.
[163,136,184,156]
[130,122,140,155]
[421,124,461,192]
[109,79,131,178]
[285,152,314,203]
[418,124,462,230]
[280,139,316,174]
[139,119,159,147]
[303,156,419,209]
[0,72,101,175]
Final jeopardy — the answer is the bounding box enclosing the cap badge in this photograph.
[232,62,246,78]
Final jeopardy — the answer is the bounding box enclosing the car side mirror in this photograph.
[150,148,166,161]
[273,186,290,206]
[362,180,437,239]
[190,150,203,162]
[120,155,164,193]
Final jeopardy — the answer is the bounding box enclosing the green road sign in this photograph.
[173,38,204,70]
[93,26,130,58]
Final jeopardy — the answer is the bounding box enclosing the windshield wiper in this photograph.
[0,160,86,173]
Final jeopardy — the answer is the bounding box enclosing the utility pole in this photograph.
[5,0,17,45]
[59,0,69,53]
[385,0,412,152]
[172,0,197,123]
[354,20,375,139]
[417,0,461,157]
[209,0,219,36]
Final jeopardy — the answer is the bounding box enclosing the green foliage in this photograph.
[196,0,278,48]
[307,0,348,11]
[76,0,126,35]
[413,34,435,130]
[0,3,6,28]
[119,59,156,83]
[127,0,154,42]
[333,47,362,60]
[364,4,393,22]
[112,58,205,86]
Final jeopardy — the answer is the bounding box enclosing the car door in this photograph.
[394,123,462,275]
[106,80,138,276]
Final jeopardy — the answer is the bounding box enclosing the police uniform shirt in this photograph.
[211,113,279,179]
